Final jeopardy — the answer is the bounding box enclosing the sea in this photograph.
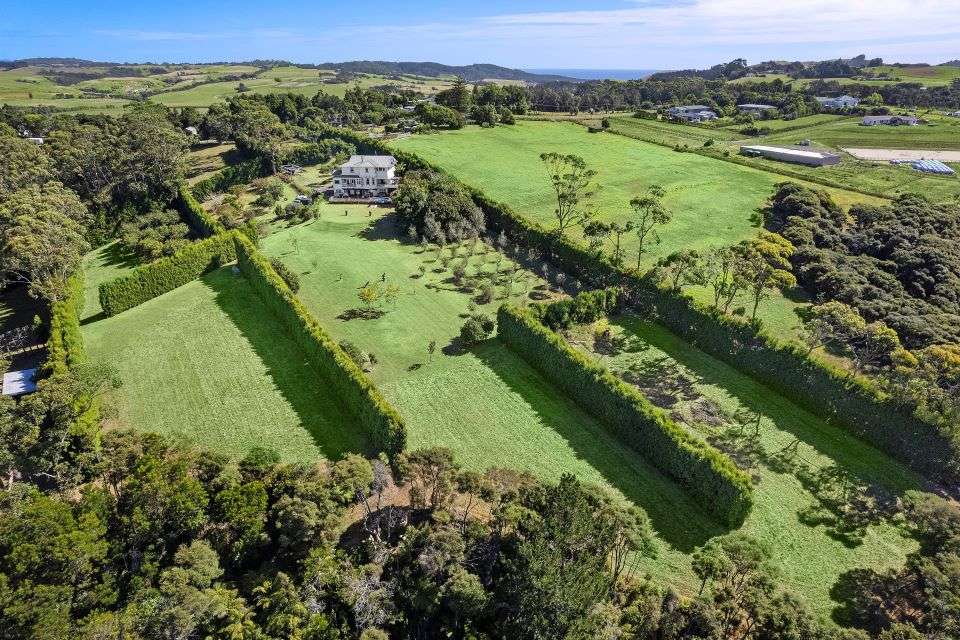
[524,68,659,81]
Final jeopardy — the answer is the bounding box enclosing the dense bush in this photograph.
[768,182,960,348]
[533,287,622,330]
[46,273,85,376]
[233,234,406,456]
[280,139,355,166]
[98,232,236,317]
[394,170,485,244]
[190,157,269,203]
[269,257,300,292]
[498,304,754,526]
[119,206,192,261]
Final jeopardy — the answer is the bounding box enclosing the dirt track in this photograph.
[843,148,960,162]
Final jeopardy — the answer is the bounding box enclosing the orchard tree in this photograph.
[540,152,598,240]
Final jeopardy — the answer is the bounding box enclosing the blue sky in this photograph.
[4,0,959,69]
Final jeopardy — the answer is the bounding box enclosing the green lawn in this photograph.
[81,265,362,463]
[567,315,921,618]
[80,242,140,321]
[258,203,734,593]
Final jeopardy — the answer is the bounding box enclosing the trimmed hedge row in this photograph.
[232,233,407,457]
[176,183,227,237]
[498,304,754,526]
[311,125,956,483]
[46,273,86,377]
[98,232,237,317]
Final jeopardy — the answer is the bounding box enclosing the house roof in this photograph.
[740,145,840,160]
[738,104,776,109]
[342,154,397,169]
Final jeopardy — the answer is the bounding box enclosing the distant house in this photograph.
[949,111,960,118]
[862,115,920,126]
[815,95,860,110]
[737,103,777,115]
[667,105,718,123]
[280,164,303,175]
[25,137,44,145]
[332,155,399,200]
[184,126,199,136]
[740,145,841,167]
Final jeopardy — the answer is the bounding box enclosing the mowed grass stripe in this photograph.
[82,266,364,462]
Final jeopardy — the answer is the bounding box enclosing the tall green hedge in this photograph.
[232,233,407,457]
[99,232,236,317]
[176,184,227,237]
[46,273,86,377]
[498,304,753,526]
[311,125,957,483]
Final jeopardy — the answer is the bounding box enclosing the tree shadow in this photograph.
[474,340,728,552]
[203,267,374,460]
[98,241,140,270]
[609,314,919,544]
[337,308,386,321]
[358,212,403,242]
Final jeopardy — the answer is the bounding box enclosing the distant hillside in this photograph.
[315,61,576,83]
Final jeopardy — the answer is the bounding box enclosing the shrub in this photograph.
[498,304,753,526]
[233,234,406,456]
[46,273,85,377]
[270,258,300,293]
[460,314,494,346]
[99,232,236,317]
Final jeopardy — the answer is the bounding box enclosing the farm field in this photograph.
[81,263,362,462]
[763,113,960,150]
[391,121,877,257]
[153,68,456,108]
[606,115,960,201]
[595,114,741,147]
[719,113,848,133]
[856,64,960,87]
[257,203,732,594]
[564,314,921,617]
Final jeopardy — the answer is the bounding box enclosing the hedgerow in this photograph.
[46,273,86,377]
[176,183,227,237]
[98,232,236,317]
[310,124,958,483]
[232,233,407,457]
[498,304,753,526]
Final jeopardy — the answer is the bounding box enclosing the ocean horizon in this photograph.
[525,68,659,81]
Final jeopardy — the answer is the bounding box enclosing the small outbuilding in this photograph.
[740,144,841,167]
[862,115,920,126]
[737,103,777,115]
[2,368,38,397]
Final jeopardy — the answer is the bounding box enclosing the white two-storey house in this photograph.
[332,155,399,200]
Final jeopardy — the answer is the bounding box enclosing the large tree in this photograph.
[0,182,90,302]
[540,152,598,240]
